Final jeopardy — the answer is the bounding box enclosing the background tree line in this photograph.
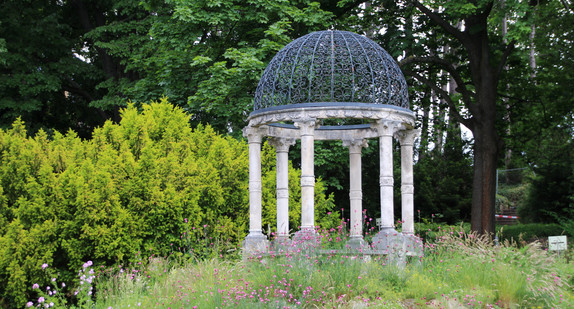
[0,0,572,305]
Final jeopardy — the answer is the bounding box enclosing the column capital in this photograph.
[268,137,296,153]
[294,119,319,136]
[373,120,403,137]
[342,139,368,154]
[243,126,266,143]
[395,129,420,146]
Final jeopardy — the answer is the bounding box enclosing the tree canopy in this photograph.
[0,0,572,267]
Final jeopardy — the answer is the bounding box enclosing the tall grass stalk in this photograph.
[86,227,574,308]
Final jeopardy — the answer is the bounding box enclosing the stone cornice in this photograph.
[248,105,415,128]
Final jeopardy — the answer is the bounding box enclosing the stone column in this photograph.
[294,120,317,238]
[268,137,296,241]
[343,138,368,249]
[242,127,269,254]
[372,120,401,252]
[397,129,419,235]
[378,120,401,230]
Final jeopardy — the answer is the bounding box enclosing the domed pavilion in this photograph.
[243,30,420,254]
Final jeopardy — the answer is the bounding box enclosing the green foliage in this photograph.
[414,137,473,224]
[520,130,574,223]
[95,230,574,308]
[85,0,335,134]
[497,223,569,244]
[0,100,334,307]
[500,1,574,225]
[415,220,471,244]
[0,0,106,137]
[0,0,338,136]
[495,169,531,212]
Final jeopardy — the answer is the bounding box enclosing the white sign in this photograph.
[548,236,567,251]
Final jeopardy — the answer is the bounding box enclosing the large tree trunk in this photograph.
[470,122,499,234]
[465,7,502,235]
[407,0,513,234]
[468,75,500,235]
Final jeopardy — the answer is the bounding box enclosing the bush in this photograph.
[414,219,471,243]
[497,223,569,244]
[0,100,335,307]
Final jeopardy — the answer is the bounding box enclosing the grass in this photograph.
[27,225,574,308]
[86,227,574,309]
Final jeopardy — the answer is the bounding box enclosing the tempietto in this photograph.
[243,30,421,258]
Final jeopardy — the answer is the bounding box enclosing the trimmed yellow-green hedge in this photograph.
[0,100,337,307]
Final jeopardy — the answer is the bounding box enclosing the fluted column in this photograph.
[294,120,317,232]
[269,137,296,240]
[377,120,401,231]
[343,139,368,240]
[242,127,269,253]
[397,129,419,235]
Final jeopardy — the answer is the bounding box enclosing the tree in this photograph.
[84,0,336,134]
[0,0,108,137]
[506,0,574,223]
[345,0,537,234]
[403,0,522,234]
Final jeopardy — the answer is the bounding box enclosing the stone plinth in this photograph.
[243,234,270,257]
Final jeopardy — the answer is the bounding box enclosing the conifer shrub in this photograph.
[0,99,336,307]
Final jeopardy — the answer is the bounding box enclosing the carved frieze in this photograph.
[248,106,415,128]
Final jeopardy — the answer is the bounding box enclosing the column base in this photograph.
[271,236,292,254]
[242,233,270,258]
[292,228,321,250]
[372,231,423,268]
[401,233,424,258]
[346,236,368,251]
[371,228,400,253]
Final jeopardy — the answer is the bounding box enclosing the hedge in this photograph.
[0,100,337,307]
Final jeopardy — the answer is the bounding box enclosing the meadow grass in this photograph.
[85,227,574,309]
[26,226,574,308]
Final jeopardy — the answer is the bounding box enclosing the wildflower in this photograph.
[42,263,48,270]
[32,283,40,289]
[38,297,45,303]
[49,303,54,307]
[26,302,33,307]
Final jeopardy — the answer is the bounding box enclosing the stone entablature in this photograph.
[248,103,415,128]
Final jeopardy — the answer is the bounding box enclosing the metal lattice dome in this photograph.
[253,30,409,114]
